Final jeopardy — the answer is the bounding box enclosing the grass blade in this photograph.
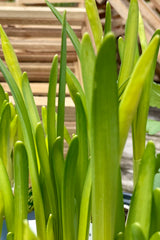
[0,25,22,90]
[75,93,89,210]
[66,67,86,114]
[62,136,79,240]
[46,214,55,240]
[131,223,146,240]
[0,158,14,232]
[91,32,120,240]
[14,141,29,240]
[78,162,91,240]
[0,103,11,171]
[119,35,160,158]
[118,0,139,87]
[150,232,160,240]
[0,60,46,240]
[0,192,4,237]
[22,72,40,133]
[35,123,58,223]
[47,55,58,156]
[85,0,103,50]
[7,232,14,240]
[124,141,156,240]
[104,1,111,35]
[57,12,66,150]
[45,0,80,57]
[52,137,64,240]
[80,33,96,118]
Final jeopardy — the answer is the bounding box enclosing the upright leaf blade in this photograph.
[124,142,156,240]
[47,55,58,156]
[0,60,46,240]
[14,141,29,240]
[118,0,139,87]
[119,35,160,158]
[85,0,103,50]
[62,136,79,240]
[0,25,22,90]
[45,0,80,57]
[0,158,14,233]
[80,33,96,119]
[104,1,111,35]
[22,72,40,134]
[57,11,67,150]
[91,32,122,240]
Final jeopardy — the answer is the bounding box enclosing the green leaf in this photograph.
[66,67,86,114]
[41,106,48,137]
[85,0,103,50]
[119,35,160,158]
[91,32,121,240]
[57,11,67,150]
[150,232,160,240]
[124,141,156,240]
[0,83,7,112]
[150,188,160,235]
[52,137,64,240]
[138,11,147,52]
[132,35,159,185]
[131,223,146,240]
[35,122,58,223]
[7,232,14,240]
[115,232,124,240]
[14,141,29,240]
[146,119,160,135]
[150,82,160,109]
[104,1,111,35]
[47,55,58,156]
[75,93,89,220]
[0,103,12,179]
[0,25,22,90]
[80,33,96,119]
[22,72,40,134]
[78,162,91,240]
[62,136,79,240]
[45,0,80,57]
[118,37,124,62]
[0,158,14,232]
[118,0,139,87]
[0,192,4,237]
[46,214,55,240]
[0,59,46,240]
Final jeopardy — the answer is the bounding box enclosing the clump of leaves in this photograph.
[0,0,160,239]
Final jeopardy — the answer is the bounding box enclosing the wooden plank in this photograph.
[139,0,160,30]
[19,0,84,6]
[2,25,82,38]
[1,82,70,96]
[0,62,77,82]
[151,0,160,12]
[0,6,86,25]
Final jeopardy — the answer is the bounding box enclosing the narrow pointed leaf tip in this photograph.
[0,25,22,90]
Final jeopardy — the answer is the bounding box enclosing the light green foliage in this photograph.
[0,25,22,90]
[14,141,29,240]
[85,0,103,50]
[124,142,156,240]
[91,32,121,240]
[0,0,160,239]
[118,0,139,87]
